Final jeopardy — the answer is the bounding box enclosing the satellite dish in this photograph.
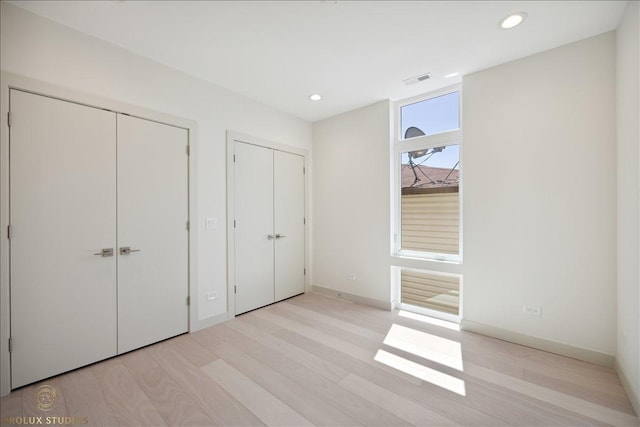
[404,126,425,139]
[409,149,428,159]
[405,127,428,159]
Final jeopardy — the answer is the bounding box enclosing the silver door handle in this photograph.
[120,247,141,255]
[267,234,275,240]
[275,234,286,239]
[94,248,114,257]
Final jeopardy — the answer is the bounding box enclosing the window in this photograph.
[400,91,460,138]
[400,269,460,316]
[394,85,461,261]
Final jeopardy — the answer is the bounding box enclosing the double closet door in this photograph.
[9,90,189,388]
[234,141,305,315]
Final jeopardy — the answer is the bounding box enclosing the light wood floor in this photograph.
[1,293,638,426]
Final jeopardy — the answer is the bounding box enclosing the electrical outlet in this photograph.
[523,305,541,316]
[347,273,356,281]
[206,292,217,301]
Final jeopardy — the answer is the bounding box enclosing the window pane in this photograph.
[401,270,460,315]
[400,92,459,139]
[401,145,459,254]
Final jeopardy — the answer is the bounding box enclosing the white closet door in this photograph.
[274,151,305,301]
[116,115,189,354]
[10,90,117,388]
[234,142,275,315]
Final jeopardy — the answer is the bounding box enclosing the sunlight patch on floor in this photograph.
[383,324,463,371]
[374,349,466,396]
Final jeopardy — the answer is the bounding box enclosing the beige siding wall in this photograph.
[401,192,459,254]
[401,270,460,315]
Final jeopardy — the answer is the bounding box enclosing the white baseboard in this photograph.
[615,359,640,417]
[461,319,615,367]
[311,285,392,311]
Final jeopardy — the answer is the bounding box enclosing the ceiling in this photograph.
[10,1,627,122]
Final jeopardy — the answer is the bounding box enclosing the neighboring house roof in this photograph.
[401,164,459,189]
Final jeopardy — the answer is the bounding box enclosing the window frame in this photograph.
[393,84,462,263]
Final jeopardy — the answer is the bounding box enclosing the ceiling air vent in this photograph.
[403,73,431,86]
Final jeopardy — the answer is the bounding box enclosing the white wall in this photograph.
[0,3,311,323]
[616,0,640,412]
[312,100,392,304]
[463,32,617,356]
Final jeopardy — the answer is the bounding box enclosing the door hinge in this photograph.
[8,337,12,353]
[7,112,11,127]
[234,285,237,294]
[187,296,190,306]
[186,220,190,231]
[303,166,305,174]
[186,145,190,155]
[304,268,306,275]
[303,218,306,225]
[6,225,12,240]
[233,154,236,163]
[233,219,236,228]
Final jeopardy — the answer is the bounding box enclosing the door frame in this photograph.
[226,131,309,319]
[0,72,198,396]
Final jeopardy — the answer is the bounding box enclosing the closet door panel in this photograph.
[274,151,305,301]
[116,115,189,354]
[234,142,275,315]
[10,90,117,388]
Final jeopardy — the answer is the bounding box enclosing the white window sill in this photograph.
[393,252,461,264]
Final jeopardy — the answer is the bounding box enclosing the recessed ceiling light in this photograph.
[445,72,460,79]
[309,94,322,101]
[499,12,527,29]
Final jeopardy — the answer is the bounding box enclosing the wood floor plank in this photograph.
[226,313,351,383]
[57,366,120,426]
[253,308,377,360]
[146,339,265,426]
[303,295,619,426]
[167,333,218,368]
[202,359,314,427]
[279,299,387,342]
[92,358,166,427]
[2,292,636,427]
[273,327,514,426]
[469,332,621,385]
[290,293,395,332]
[339,372,458,426]
[120,348,215,426]
[195,329,363,427]
[228,330,423,426]
[269,304,381,352]
[391,299,632,412]
[522,367,637,415]
[252,307,422,385]
[0,388,23,420]
[272,300,588,424]
[465,361,639,426]
[192,323,262,353]
[195,322,410,426]
[460,374,610,427]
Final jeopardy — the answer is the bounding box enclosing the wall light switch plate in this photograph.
[205,217,218,230]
